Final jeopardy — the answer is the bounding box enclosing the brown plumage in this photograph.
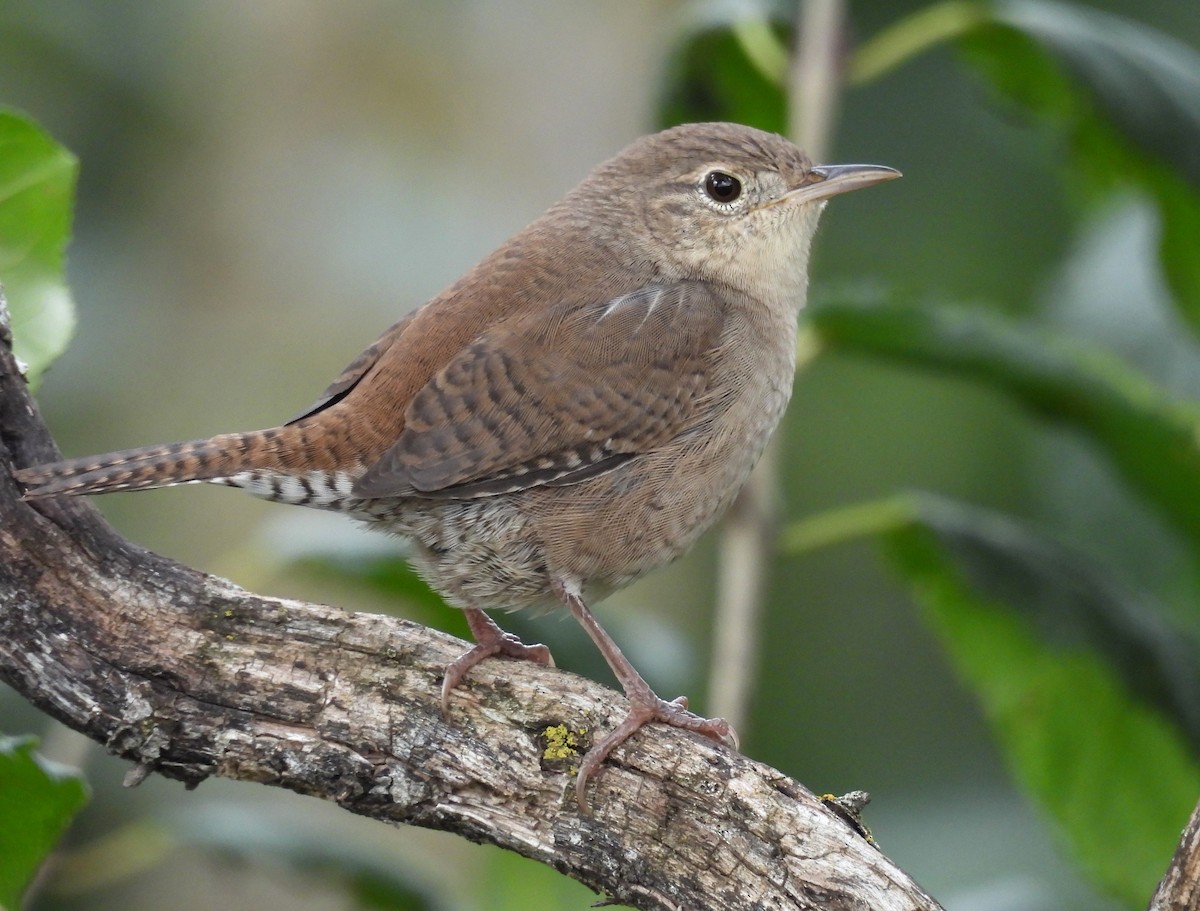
[15,122,899,809]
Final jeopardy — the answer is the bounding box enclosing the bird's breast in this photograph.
[531,302,799,590]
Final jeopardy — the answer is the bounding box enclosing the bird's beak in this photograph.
[785,163,901,205]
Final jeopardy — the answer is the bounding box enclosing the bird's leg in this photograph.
[441,608,554,712]
[552,579,739,812]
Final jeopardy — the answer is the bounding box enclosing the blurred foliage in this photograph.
[897,528,1195,907]
[808,297,1200,547]
[0,108,76,386]
[177,808,445,911]
[658,9,788,134]
[783,493,1200,903]
[44,811,444,911]
[897,524,1198,907]
[297,553,468,636]
[961,0,1200,332]
[479,850,599,911]
[782,490,1200,747]
[0,735,89,910]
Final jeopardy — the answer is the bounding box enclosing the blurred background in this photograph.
[3,1,1200,909]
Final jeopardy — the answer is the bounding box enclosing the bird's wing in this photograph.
[352,282,728,499]
[286,312,416,424]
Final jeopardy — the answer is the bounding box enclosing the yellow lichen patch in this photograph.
[541,724,583,760]
[538,723,589,775]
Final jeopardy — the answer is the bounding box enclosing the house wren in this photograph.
[15,122,898,809]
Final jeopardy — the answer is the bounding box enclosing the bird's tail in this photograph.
[14,432,273,499]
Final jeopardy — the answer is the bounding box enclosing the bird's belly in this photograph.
[530,374,793,593]
[369,496,558,611]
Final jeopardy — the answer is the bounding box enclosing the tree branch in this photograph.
[0,296,944,910]
[710,0,846,729]
[1148,797,1200,911]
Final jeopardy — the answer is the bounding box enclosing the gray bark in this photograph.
[1148,799,1200,911]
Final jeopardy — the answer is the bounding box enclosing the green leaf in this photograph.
[807,296,1200,548]
[987,0,1200,187]
[0,108,77,385]
[850,1,989,86]
[891,523,1198,905]
[657,7,787,133]
[782,494,1200,904]
[0,735,89,910]
[957,0,1200,332]
[783,493,1200,748]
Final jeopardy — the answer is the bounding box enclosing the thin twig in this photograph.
[791,0,845,159]
[708,0,846,733]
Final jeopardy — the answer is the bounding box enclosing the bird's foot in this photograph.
[575,689,738,812]
[441,609,554,713]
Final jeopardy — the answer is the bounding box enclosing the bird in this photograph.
[14,121,899,810]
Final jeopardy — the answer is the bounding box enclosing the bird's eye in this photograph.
[704,171,742,204]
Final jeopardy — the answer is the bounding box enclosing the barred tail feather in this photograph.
[14,433,259,500]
